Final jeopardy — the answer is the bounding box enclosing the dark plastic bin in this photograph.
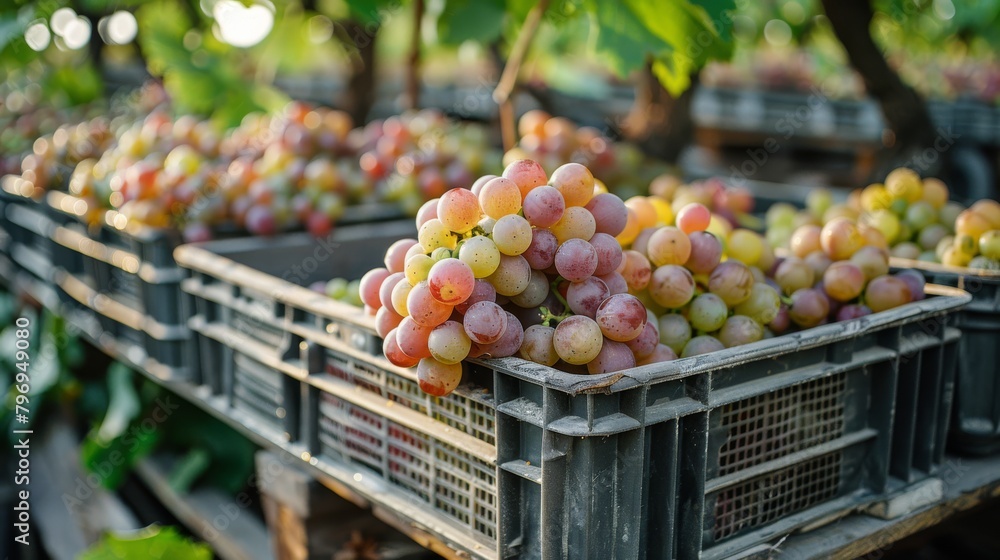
[891,256,1000,456]
[176,228,969,560]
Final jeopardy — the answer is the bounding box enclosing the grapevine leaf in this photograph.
[436,0,506,45]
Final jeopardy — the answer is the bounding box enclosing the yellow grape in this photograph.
[728,229,763,266]
[458,235,501,278]
[405,254,435,285]
[551,206,596,243]
[419,218,458,251]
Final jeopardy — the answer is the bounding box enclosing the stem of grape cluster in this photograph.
[493,0,551,151]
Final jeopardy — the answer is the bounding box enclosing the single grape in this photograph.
[769,304,791,334]
[458,235,501,278]
[427,258,475,305]
[479,176,522,219]
[598,272,629,295]
[463,301,507,344]
[790,225,822,258]
[619,250,652,291]
[488,254,532,296]
[566,277,611,318]
[595,293,647,342]
[551,206,597,243]
[437,188,481,234]
[588,340,636,374]
[493,214,533,256]
[405,254,435,286]
[631,227,658,257]
[585,193,629,236]
[708,260,754,306]
[519,325,560,366]
[616,208,641,246]
[385,239,418,273]
[734,283,781,325]
[419,218,457,251]
[391,280,413,316]
[428,320,473,365]
[894,270,926,301]
[823,261,865,302]
[502,159,548,198]
[396,317,432,359]
[625,321,659,359]
[416,198,438,229]
[658,314,692,354]
[376,305,404,338]
[383,329,420,367]
[553,315,604,365]
[470,175,496,198]
[836,304,872,321]
[775,257,815,295]
[865,275,912,312]
[689,293,728,333]
[681,335,725,358]
[717,315,764,348]
[523,185,565,228]
[359,267,391,310]
[407,281,454,327]
[379,272,406,309]
[455,280,497,314]
[649,265,695,309]
[685,231,723,274]
[480,312,524,358]
[590,233,623,276]
[430,247,452,262]
[511,269,550,307]
[917,224,950,251]
[820,218,864,260]
[789,288,830,328]
[523,228,559,270]
[676,203,711,234]
[647,227,692,267]
[637,343,678,365]
[417,358,463,396]
[555,238,599,282]
[550,162,595,207]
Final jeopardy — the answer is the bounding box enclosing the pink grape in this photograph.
[595,293,647,342]
[523,228,559,270]
[428,258,475,305]
[396,317,432,359]
[555,238,599,282]
[619,250,652,291]
[549,162,595,207]
[769,304,791,334]
[437,188,481,233]
[637,344,678,365]
[648,265,695,309]
[455,280,496,314]
[523,185,566,228]
[585,193,629,237]
[416,198,439,228]
[588,340,636,374]
[462,301,507,344]
[376,306,403,338]
[589,233,623,276]
[502,159,547,199]
[894,270,925,301]
[553,315,604,364]
[708,260,754,306]
[379,272,406,309]
[865,275,912,312]
[384,239,418,273]
[417,358,462,396]
[823,261,865,302]
[480,312,524,358]
[406,281,453,327]
[566,277,611,318]
[685,231,723,274]
[789,288,830,328]
[519,325,559,366]
[470,175,496,197]
[676,203,711,234]
[599,272,629,295]
[836,304,872,321]
[625,321,659,359]
[681,335,725,358]
[384,329,420,367]
[359,267,391,309]
[479,177,522,218]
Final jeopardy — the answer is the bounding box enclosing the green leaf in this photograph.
[436,0,506,45]
[343,0,397,25]
[80,525,212,560]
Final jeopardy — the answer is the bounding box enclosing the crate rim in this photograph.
[175,232,971,397]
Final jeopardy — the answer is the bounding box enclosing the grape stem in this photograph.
[549,277,571,309]
[539,306,572,327]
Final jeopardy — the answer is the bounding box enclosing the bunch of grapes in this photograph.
[359,159,671,397]
[846,168,1000,270]
[776,217,926,326]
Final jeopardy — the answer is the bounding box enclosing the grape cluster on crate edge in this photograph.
[349,158,926,398]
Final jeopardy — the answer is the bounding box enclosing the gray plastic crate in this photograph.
[1,177,57,285]
[176,229,969,560]
[891,256,1000,456]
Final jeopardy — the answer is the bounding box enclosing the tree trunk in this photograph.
[821,0,939,172]
[621,63,698,165]
[339,20,378,125]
